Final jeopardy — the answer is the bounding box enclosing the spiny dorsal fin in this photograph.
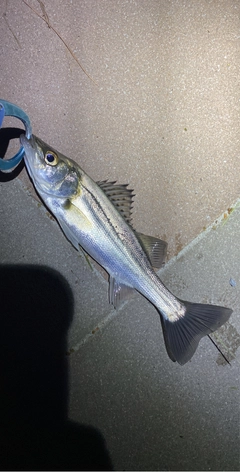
[97,180,135,224]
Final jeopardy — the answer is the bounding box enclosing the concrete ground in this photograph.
[0,0,239,470]
[1,159,239,471]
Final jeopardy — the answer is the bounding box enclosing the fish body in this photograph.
[20,134,232,364]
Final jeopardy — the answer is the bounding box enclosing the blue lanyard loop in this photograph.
[0,99,32,171]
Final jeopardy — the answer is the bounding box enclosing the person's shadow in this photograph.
[0,264,113,471]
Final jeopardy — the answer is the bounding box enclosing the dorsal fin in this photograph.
[97,180,135,223]
[136,232,168,268]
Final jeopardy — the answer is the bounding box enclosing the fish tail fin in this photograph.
[160,301,232,365]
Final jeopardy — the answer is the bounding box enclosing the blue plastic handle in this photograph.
[0,99,32,171]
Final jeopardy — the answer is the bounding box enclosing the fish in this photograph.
[20,134,232,365]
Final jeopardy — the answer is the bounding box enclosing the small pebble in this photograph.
[229,278,236,287]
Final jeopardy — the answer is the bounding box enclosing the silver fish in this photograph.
[20,134,232,365]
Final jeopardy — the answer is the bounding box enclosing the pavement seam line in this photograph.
[158,198,240,274]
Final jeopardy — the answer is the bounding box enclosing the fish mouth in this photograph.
[20,133,34,151]
[20,134,38,180]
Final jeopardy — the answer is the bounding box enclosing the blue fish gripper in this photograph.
[0,99,32,171]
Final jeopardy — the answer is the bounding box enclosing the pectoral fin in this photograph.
[57,218,80,250]
[136,232,167,268]
[56,199,92,250]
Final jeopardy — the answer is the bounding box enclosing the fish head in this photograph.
[20,134,80,198]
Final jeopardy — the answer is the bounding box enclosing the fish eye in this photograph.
[44,151,58,166]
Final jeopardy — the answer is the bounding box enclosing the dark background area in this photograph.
[0,265,113,470]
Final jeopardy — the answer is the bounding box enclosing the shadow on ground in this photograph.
[0,265,113,471]
[0,128,25,182]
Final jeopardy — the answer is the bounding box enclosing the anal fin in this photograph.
[109,276,135,309]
